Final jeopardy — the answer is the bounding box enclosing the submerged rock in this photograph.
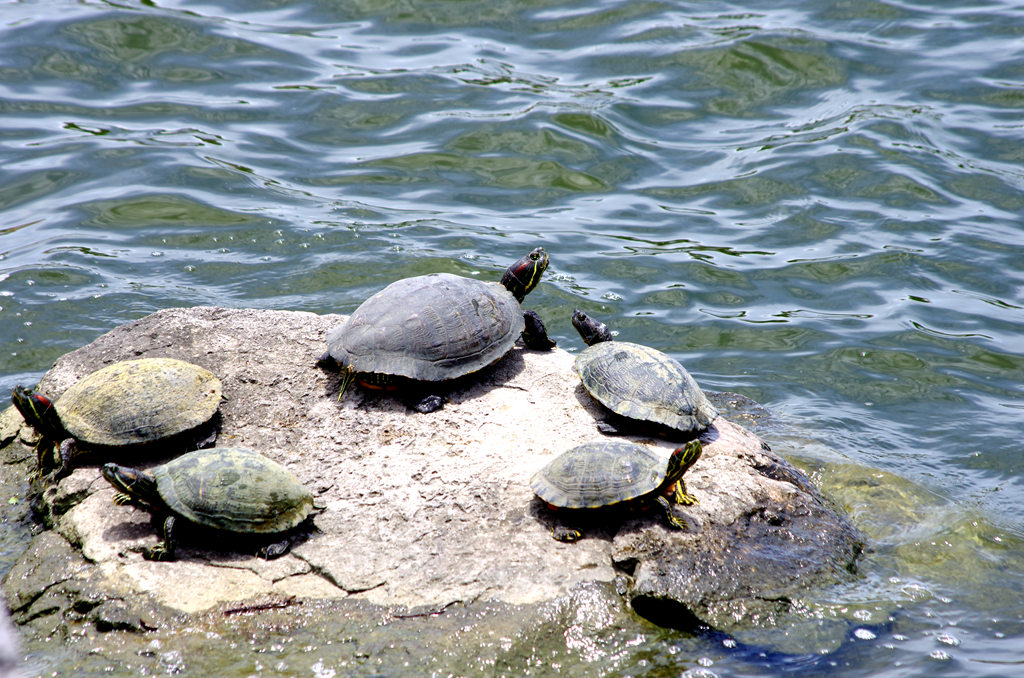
[1,307,863,633]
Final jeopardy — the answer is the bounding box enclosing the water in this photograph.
[2,0,1023,675]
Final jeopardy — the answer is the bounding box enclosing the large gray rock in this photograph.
[2,307,862,632]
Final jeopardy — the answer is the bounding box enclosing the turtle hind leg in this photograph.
[143,515,178,561]
[552,525,583,542]
[596,419,627,436]
[522,310,556,350]
[257,538,293,560]
[413,395,446,414]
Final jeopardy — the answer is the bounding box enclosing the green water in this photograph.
[2,0,1023,675]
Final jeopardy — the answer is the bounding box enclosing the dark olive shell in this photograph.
[324,273,524,381]
[531,441,670,509]
[574,342,717,433]
[56,358,221,447]
[152,448,313,534]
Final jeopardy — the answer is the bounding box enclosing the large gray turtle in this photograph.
[531,439,702,542]
[11,357,222,478]
[320,247,554,413]
[102,447,314,561]
[572,309,717,437]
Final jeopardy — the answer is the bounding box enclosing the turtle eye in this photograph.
[530,252,539,261]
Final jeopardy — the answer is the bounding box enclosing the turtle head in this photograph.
[664,439,702,485]
[500,247,549,302]
[101,463,162,508]
[11,386,64,439]
[571,309,614,346]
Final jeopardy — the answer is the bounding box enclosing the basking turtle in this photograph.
[571,309,717,437]
[320,247,555,413]
[531,439,702,542]
[102,447,314,561]
[11,358,222,477]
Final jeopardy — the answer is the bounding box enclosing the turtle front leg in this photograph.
[673,478,699,507]
[34,440,57,477]
[522,310,556,350]
[143,515,178,561]
[41,438,77,480]
[655,496,690,531]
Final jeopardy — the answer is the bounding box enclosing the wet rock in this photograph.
[1,306,863,631]
[617,423,864,631]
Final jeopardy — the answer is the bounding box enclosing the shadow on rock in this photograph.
[319,345,530,414]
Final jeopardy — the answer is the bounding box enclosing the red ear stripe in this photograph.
[34,394,53,409]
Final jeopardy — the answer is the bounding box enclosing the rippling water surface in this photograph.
[2,0,1023,675]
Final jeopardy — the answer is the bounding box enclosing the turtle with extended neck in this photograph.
[571,309,717,437]
[102,447,314,561]
[319,247,555,413]
[532,439,703,542]
[11,357,221,478]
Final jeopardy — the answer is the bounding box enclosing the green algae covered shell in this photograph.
[152,447,313,534]
[531,441,671,510]
[56,358,221,447]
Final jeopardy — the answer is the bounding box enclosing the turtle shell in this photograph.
[575,342,717,433]
[325,272,524,381]
[152,448,313,534]
[531,441,671,509]
[56,358,222,447]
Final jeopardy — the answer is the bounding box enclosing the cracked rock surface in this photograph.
[2,307,863,630]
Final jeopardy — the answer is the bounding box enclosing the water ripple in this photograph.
[2,0,1024,675]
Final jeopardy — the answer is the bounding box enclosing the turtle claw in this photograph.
[673,481,699,507]
[664,512,691,531]
[142,545,175,562]
[675,492,699,507]
[112,492,134,506]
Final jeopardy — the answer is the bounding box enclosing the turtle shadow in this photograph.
[528,494,702,544]
[318,344,531,414]
[103,512,317,563]
[526,496,626,544]
[102,513,157,544]
[53,413,224,476]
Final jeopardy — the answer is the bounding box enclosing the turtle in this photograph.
[101,447,315,561]
[319,247,555,413]
[531,439,703,542]
[571,309,717,437]
[10,357,222,478]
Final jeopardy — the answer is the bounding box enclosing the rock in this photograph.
[1,307,863,632]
